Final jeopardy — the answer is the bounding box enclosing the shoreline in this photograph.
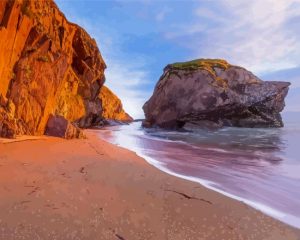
[0,132,299,239]
[96,121,300,229]
[103,135,299,229]
[135,152,296,228]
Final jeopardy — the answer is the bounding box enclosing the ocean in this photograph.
[95,112,300,229]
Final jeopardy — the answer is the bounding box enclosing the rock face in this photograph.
[99,86,133,122]
[45,114,84,139]
[0,0,131,138]
[143,59,290,129]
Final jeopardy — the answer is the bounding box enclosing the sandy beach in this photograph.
[0,131,299,240]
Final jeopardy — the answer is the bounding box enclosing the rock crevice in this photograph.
[0,0,131,138]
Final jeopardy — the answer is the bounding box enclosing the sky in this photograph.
[56,0,300,118]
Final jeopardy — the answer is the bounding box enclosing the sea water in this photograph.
[96,112,300,228]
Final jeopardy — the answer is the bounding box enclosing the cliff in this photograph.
[143,59,290,129]
[99,86,133,122]
[0,0,131,138]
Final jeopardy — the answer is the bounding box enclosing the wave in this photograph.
[96,121,300,229]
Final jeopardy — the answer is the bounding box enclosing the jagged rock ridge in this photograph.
[143,59,290,129]
[0,0,131,138]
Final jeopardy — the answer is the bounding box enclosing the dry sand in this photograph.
[0,131,299,240]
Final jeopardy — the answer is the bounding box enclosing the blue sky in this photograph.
[56,0,300,118]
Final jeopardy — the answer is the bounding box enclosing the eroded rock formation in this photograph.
[143,59,290,129]
[0,0,131,138]
[99,86,133,122]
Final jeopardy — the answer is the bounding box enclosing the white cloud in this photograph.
[57,0,300,115]
[166,0,300,74]
[104,61,151,119]
[54,11,151,119]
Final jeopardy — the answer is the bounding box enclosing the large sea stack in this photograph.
[143,59,290,129]
[0,0,131,138]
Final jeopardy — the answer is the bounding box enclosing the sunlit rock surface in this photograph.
[0,0,129,138]
[143,59,290,129]
[99,86,133,122]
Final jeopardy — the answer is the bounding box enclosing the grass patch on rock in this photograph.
[168,59,230,87]
[169,59,230,76]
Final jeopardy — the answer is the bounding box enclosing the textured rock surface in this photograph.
[99,86,133,122]
[0,0,130,138]
[143,59,290,129]
[45,114,83,139]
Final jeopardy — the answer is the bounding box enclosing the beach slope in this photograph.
[0,131,299,239]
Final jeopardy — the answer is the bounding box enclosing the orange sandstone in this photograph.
[0,0,131,138]
[99,86,133,122]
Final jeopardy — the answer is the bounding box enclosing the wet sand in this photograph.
[97,121,300,228]
[0,131,299,240]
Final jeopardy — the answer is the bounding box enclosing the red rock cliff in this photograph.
[0,0,131,138]
[99,86,133,122]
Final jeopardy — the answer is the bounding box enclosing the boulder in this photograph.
[45,115,84,139]
[0,111,16,138]
[143,59,290,129]
[0,103,17,138]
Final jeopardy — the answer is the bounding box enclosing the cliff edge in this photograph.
[0,0,131,138]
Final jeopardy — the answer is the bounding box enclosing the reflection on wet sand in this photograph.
[97,121,300,228]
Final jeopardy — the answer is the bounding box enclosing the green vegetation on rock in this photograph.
[168,59,231,87]
[169,59,230,76]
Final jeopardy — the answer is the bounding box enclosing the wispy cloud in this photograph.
[104,61,151,119]
[56,0,300,115]
[55,1,152,119]
[165,0,300,74]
